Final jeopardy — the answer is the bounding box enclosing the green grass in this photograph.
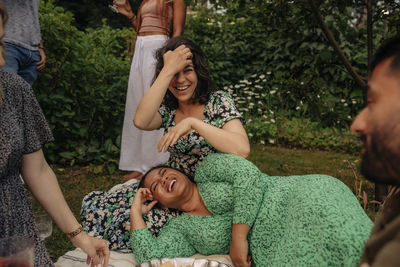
[30,145,376,262]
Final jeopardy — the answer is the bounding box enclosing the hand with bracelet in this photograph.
[67,225,110,267]
[113,0,137,28]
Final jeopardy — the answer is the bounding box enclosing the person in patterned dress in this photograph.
[0,4,109,266]
[80,36,249,250]
[130,153,373,267]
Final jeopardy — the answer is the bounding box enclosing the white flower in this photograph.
[270,119,276,123]
[300,82,304,85]
[269,139,275,144]
[259,74,265,79]
[267,71,272,75]
[263,115,268,118]
[317,94,320,98]
[296,106,300,110]
[347,116,351,119]
[270,90,277,95]
[255,85,263,89]
[352,99,357,104]
[260,140,265,145]
[341,99,346,103]
[247,119,252,123]
[344,103,348,106]
[257,108,262,112]
[251,74,257,78]
[248,133,253,137]
[269,110,274,114]
[262,79,267,82]
[234,84,240,88]
[247,96,252,100]
[255,79,260,83]
[258,101,263,105]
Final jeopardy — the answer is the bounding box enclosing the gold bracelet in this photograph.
[66,225,83,239]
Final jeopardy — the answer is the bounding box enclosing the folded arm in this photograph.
[158,117,250,157]
[134,45,192,130]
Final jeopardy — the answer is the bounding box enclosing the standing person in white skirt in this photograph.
[114,0,186,181]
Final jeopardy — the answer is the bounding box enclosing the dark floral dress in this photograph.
[0,71,54,266]
[81,90,244,250]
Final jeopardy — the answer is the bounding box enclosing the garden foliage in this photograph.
[35,0,398,169]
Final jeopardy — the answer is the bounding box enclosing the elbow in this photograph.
[234,144,250,159]
[239,146,250,158]
[133,117,146,130]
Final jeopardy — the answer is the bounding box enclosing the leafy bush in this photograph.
[36,0,135,171]
[35,1,378,168]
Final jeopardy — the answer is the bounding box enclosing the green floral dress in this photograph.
[131,153,373,266]
[81,90,244,250]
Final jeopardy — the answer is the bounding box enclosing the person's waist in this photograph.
[137,31,168,36]
[4,39,40,51]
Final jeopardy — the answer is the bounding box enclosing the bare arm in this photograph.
[158,117,250,158]
[134,45,192,130]
[21,150,109,266]
[114,0,137,30]
[130,188,158,233]
[172,0,186,37]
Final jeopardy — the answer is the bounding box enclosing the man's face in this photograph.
[351,57,400,185]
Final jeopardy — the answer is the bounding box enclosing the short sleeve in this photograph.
[158,104,172,130]
[195,153,264,227]
[206,90,245,128]
[17,75,54,154]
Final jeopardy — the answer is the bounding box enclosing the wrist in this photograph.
[66,224,84,239]
[159,67,176,81]
[127,12,136,20]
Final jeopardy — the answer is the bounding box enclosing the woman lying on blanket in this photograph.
[81,37,249,249]
[130,153,373,267]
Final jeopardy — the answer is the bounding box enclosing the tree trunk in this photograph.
[307,0,367,88]
[366,0,373,77]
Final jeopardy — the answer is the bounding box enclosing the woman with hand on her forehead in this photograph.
[80,36,249,250]
[0,4,109,266]
[130,153,373,267]
[134,36,250,177]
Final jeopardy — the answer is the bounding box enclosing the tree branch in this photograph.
[307,0,367,88]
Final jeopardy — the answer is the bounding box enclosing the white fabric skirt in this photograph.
[119,35,170,173]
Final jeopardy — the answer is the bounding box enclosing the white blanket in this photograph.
[55,248,233,267]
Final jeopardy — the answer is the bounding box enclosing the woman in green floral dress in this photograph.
[81,37,249,249]
[131,153,373,267]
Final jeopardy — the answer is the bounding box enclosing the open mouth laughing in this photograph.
[167,179,176,192]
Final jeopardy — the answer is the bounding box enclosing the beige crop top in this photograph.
[138,0,173,36]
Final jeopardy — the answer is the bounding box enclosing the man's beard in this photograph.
[360,122,400,186]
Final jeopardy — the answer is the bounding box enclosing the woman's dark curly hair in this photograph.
[153,36,216,109]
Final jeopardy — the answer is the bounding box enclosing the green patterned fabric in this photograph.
[131,153,373,266]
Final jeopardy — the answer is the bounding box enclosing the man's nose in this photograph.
[350,108,367,135]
